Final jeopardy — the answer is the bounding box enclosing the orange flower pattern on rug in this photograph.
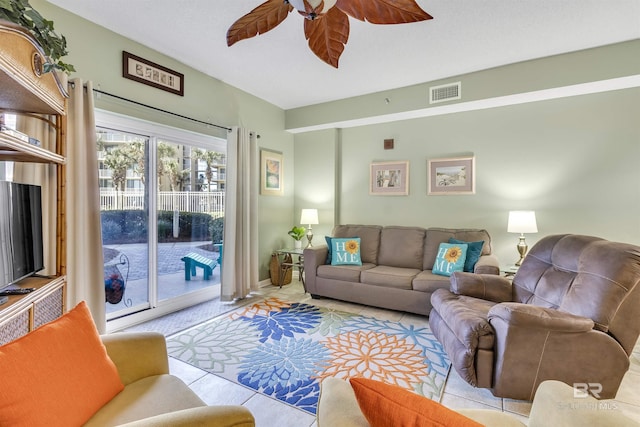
[316,330,429,389]
[229,297,292,320]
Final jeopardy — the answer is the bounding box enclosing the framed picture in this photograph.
[370,161,409,195]
[428,156,475,195]
[122,51,184,96]
[260,149,284,196]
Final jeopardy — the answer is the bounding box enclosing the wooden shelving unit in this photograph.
[0,20,68,343]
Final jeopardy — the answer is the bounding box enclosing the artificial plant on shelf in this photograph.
[0,0,75,73]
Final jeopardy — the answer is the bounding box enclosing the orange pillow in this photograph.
[0,301,124,427]
[350,378,483,427]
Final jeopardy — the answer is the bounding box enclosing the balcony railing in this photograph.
[100,189,225,215]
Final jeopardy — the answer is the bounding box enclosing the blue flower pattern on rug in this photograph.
[238,337,329,405]
[241,303,324,342]
[167,298,451,415]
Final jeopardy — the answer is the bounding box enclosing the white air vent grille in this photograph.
[429,82,461,104]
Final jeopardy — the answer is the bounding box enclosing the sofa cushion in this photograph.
[433,243,468,276]
[0,301,124,427]
[412,270,452,293]
[449,238,484,272]
[84,374,206,426]
[331,238,362,266]
[424,228,492,270]
[361,265,421,290]
[317,263,376,282]
[333,225,382,264]
[349,377,483,427]
[377,226,426,269]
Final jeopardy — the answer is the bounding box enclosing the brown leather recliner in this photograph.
[429,234,640,400]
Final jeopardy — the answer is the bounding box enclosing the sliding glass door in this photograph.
[96,111,226,328]
[155,139,226,303]
[99,128,151,318]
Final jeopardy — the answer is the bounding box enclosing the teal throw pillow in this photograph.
[325,236,334,264]
[433,243,468,276]
[449,238,484,272]
[331,238,362,266]
[325,236,358,264]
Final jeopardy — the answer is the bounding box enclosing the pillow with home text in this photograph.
[325,236,357,264]
[433,242,468,276]
[331,238,362,266]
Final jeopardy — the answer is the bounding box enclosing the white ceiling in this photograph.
[48,0,640,110]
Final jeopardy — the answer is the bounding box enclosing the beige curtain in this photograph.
[65,79,106,332]
[221,127,259,300]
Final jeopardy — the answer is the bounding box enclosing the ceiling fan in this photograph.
[227,0,433,68]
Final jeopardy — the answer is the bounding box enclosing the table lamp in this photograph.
[507,210,538,266]
[300,208,319,248]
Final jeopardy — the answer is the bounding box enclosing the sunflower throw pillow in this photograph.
[331,238,362,266]
[449,238,484,272]
[433,242,468,276]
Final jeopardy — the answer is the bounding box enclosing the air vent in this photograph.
[429,82,461,104]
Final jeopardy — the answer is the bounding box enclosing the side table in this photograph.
[501,265,519,279]
[275,248,305,291]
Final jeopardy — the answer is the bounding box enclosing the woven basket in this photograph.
[270,253,293,286]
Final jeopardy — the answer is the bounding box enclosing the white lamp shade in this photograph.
[300,209,319,225]
[507,211,538,233]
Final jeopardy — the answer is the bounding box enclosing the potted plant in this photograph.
[288,226,306,249]
[0,0,75,74]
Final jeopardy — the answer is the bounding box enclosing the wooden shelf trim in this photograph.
[0,22,67,115]
[0,132,66,163]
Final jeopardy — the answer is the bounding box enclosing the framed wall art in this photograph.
[370,161,409,196]
[428,156,475,195]
[260,149,284,196]
[122,51,185,96]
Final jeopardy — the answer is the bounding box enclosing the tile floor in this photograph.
[129,280,640,427]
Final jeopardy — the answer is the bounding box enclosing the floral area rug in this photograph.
[166,297,451,415]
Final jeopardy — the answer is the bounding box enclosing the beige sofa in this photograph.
[84,332,255,426]
[317,378,636,427]
[304,225,499,315]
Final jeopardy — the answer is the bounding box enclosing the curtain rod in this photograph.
[92,89,232,132]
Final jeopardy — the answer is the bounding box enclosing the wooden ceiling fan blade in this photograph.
[304,7,350,68]
[335,0,433,24]
[227,0,294,47]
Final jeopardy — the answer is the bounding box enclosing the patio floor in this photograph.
[104,241,221,314]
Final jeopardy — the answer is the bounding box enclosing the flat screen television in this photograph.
[0,182,44,289]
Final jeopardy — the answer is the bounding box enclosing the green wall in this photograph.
[292,47,640,266]
[286,40,640,132]
[33,0,294,280]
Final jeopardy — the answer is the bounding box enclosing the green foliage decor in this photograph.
[288,226,306,241]
[0,0,75,73]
